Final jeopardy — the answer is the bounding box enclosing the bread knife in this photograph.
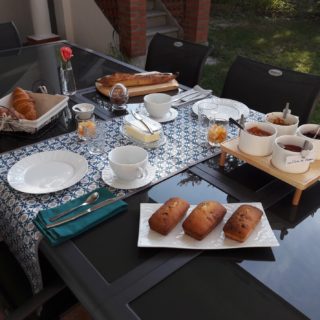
[45,195,124,229]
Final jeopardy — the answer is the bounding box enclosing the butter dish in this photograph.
[121,114,166,148]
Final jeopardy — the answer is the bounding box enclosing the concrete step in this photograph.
[147,9,167,28]
[146,25,179,38]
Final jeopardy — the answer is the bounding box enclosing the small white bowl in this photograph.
[72,103,95,120]
[238,122,277,156]
[296,124,320,160]
[144,93,172,119]
[271,135,313,173]
[265,112,299,137]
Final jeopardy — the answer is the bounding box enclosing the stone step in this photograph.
[146,25,179,38]
[147,9,167,28]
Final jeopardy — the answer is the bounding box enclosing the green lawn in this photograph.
[201,14,320,123]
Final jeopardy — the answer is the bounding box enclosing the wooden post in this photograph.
[292,188,303,206]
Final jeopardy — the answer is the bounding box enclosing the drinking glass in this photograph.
[87,121,105,155]
[197,101,218,145]
[76,114,96,141]
[207,117,229,147]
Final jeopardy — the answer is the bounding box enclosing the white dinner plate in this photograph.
[7,150,88,194]
[102,164,156,190]
[138,202,279,250]
[192,98,249,120]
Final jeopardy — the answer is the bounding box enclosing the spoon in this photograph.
[313,125,320,139]
[283,102,290,119]
[229,117,244,130]
[49,191,100,222]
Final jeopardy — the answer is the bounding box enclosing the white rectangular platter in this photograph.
[138,202,279,250]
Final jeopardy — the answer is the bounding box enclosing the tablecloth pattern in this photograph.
[0,104,263,294]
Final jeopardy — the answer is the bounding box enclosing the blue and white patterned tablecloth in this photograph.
[0,104,263,294]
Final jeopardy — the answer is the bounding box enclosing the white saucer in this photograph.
[102,164,156,190]
[142,108,178,123]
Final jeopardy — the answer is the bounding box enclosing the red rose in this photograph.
[60,46,73,63]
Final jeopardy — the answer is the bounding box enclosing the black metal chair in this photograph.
[221,56,320,124]
[0,21,22,51]
[145,33,213,88]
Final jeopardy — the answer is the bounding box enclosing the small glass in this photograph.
[197,101,218,145]
[76,114,96,141]
[109,83,129,111]
[207,117,228,147]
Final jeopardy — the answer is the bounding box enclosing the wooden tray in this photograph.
[95,79,179,97]
[220,137,320,205]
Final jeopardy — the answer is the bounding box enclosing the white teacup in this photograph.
[108,145,148,181]
[144,93,171,118]
[72,103,95,120]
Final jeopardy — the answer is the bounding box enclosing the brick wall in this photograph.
[182,0,211,43]
[94,0,211,57]
[118,0,146,57]
[94,0,119,31]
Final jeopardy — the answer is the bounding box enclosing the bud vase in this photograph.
[59,60,76,95]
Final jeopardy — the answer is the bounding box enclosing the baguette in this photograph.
[223,204,263,242]
[97,72,177,88]
[12,87,37,120]
[148,197,190,235]
[182,201,227,240]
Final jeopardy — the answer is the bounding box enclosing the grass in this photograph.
[201,13,320,123]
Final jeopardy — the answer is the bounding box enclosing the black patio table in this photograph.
[1,42,319,320]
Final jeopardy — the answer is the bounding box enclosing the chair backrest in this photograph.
[145,33,213,88]
[221,56,320,124]
[0,21,22,50]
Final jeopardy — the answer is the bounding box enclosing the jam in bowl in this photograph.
[247,126,272,137]
[265,112,299,137]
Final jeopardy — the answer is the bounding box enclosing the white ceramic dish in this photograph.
[102,164,155,190]
[72,103,95,120]
[238,122,277,156]
[193,99,242,120]
[138,202,279,249]
[265,111,299,137]
[296,124,320,160]
[120,125,167,149]
[271,135,314,173]
[7,150,88,194]
[142,108,178,123]
[218,98,250,118]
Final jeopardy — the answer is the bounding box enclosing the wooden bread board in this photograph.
[95,79,179,97]
[220,137,320,191]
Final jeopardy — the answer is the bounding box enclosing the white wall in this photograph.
[54,0,115,55]
[0,0,33,43]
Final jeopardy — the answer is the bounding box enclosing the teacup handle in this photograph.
[136,167,146,179]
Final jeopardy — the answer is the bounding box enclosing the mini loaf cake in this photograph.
[182,201,227,240]
[148,197,190,235]
[223,204,263,242]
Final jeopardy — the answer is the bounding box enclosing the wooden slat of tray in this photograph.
[221,138,320,190]
[95,79,179,97]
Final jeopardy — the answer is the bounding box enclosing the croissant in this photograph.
[97,72,177,88]
[12,87,37,120]
[0,106,25,119]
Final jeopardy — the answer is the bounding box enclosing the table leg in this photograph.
[292,188,303,206]
[219,151,227,167]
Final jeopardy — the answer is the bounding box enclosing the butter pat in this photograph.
[124,123,160,143]
[123,114,162,143]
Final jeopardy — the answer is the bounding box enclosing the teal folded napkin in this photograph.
[33,188,127,246]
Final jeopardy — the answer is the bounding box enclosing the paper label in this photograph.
[285,154,314,166]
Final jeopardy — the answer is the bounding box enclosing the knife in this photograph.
[45,195,124,229]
